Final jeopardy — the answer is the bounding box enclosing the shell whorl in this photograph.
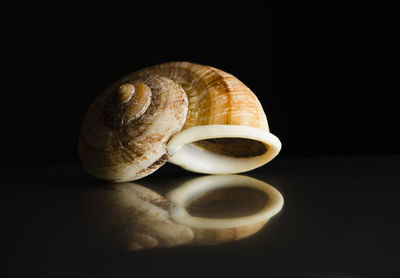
[102,82,152,128]
[78,75,188,182]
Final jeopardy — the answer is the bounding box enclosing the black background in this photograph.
[2,3,399,277]
[2,1,397,165]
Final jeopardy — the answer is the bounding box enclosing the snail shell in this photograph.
[79,62,281,181]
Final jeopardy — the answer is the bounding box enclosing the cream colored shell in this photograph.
[79,62,281,181]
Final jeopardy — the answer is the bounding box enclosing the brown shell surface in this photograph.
[123,62,269,131]
[79,75,188,181]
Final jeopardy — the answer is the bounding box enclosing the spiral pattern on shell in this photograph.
[79,62,281,182]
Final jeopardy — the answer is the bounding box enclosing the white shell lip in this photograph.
[166,175,284,229]
[166,125,282,174]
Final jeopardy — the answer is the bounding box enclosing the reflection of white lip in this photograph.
[166,175,284,229]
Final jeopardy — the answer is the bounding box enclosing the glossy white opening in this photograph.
[167,125,282,174]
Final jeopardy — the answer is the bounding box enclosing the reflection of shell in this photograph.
[79,62,281,182]
[166,175,284,245]
[82,183,193,250]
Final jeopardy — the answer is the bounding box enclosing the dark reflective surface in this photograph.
[81,176,278,250]
[2,155,400,277]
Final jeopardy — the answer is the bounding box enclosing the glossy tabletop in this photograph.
[2,155,399,277]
